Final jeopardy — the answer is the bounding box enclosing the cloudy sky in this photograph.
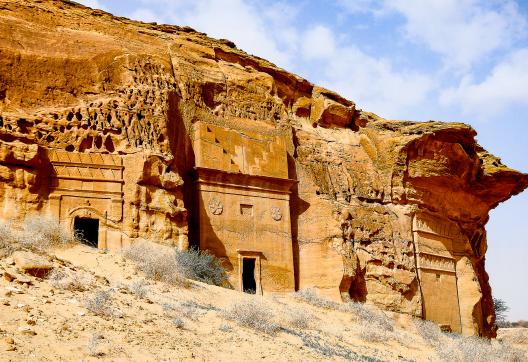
[79,0,528,321]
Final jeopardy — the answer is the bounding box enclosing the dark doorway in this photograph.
[242,258,256,294]
[74,217,99,248]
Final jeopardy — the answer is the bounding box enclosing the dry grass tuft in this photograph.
[122,242,228,288]
[49,268,96,292]
[174,247,228,286]
[128,279,149,299]
[122,242,187,286]
[294,288,339,309]
[0,217,78,256]
[223,298,280,334]
[415,320,527,361]
[85,289,116,318]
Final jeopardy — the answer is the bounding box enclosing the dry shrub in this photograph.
[414,319,443,346]
[87,333,105,357]
[295,288,395,343]
[20,216,78,252]
[0,217,78,256]
[122,242,228,287]
[128,279,149,299]
[223,298,280,334]
[415,319,526,362]
[282,307,311,329]
[122,242,187,286]
[499,328,528,345]
[85,289,115,317]
[174,247,228,286]
[345,301,394,332]
[0,221,16,257]
[172,316,185,329]
[49,268,96,291]
[438,334,526,362]
[294,288,340,309]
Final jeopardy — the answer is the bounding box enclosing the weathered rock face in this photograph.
[1,0,527,337]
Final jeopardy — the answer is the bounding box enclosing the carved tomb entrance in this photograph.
[192,121,296,295]
[413,213,462,333]
[47,150,124,249]
[74,217,99,248]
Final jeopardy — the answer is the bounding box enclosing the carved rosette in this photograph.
[271,207,282,221]
[208,197,223,215]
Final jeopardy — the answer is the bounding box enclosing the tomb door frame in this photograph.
[67,206,109,249]
[237,250,262,295]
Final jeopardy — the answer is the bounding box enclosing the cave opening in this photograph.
[242,258,257,294]
[74,217,99,248]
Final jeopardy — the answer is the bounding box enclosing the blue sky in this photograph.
[79,0,528,321]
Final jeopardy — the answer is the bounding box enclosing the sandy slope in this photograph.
[0,245,526,361]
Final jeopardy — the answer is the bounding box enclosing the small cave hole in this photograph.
[79,136,93,152]
[94,135,103,149]
[104,136,115,152]
[65,144,75,152]
[66,112,74,121]
[75,112,82,121]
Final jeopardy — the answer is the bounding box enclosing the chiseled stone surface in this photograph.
[1,0,527,337]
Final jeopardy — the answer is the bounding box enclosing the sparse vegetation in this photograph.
[128,279,149,299]
[174,247,228,286]
[415,319,526,361]
[122,242,228,287]
[494,297,509,327]
[122,242,187,286]
[48,268,96,292]
[223,298,280,334]
[218,323,232,332]
[0,217,78,256]
[0,220,16,256]
[85,289,115,317]
[282,306,311,329]
[436,334,526,362]
[293,288,340,309]
[87,333,105,357]
[172,316,185,329]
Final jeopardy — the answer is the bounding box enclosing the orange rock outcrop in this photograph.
[1,0,527,337]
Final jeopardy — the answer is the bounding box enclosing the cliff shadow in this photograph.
[287,152,310,290]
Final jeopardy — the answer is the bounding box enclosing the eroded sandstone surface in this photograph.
[1,0,527,337]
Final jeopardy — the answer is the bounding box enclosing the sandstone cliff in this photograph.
[1,0,527,337]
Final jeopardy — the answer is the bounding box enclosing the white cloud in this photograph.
[128,8,160,23]
[338,0,527,70]
[388,0,526,69]
[300,25,434,118]
[440,48,528,120]
[126,0,298,69]
[302,25,336,59]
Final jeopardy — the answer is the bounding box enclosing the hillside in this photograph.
[0,240,527,361]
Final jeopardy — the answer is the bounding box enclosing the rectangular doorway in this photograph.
[74,217,99,248]
[242,258,257,294]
